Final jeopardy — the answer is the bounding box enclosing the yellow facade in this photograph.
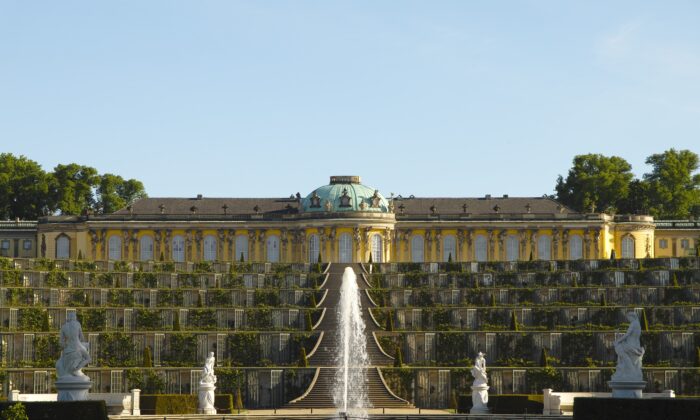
[31,176,697,263]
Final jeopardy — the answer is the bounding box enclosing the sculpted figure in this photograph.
[471,352,488,386]
[611,312,645,382]
[198,352,218,414]
[55,312,91,379]
[201,352,217,384]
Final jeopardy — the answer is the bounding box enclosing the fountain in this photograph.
[334,267,370,417]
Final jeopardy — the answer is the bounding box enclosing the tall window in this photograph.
[140,235,154,261]
[621,236,635,259]
[506,235,519,261]
[475,235,487,262]
[537,235,551,260]
[203,235,217,261]
[108,235,122,261]
[443,235,456,262]
[339,233,352,263]
[235,235,248,262]
[569,235,583,260]
[56,235,70,259]
[371,234,383,263]
[267,235,280,262]
[411,235,424,263]
[172,235,185,262]
[308,234,319,263]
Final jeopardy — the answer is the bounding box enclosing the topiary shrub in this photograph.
[488,395,543,414]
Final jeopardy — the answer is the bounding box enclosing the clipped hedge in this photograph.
[573,397,700,420]
[0,401,108,420]
[489,394,544,414]
[140,394,234,415]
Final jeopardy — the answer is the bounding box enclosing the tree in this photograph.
[49,163,99,215]
[298,346,309,367]
[234,387,244,410]
[640,309,649,332]
[540,347,549,367]
[643,149,700,219]
[393,344,403,367]
[617,179,652,215]
[555,154,634,213]
[305,311,313,331]
[143,346,153,368]
[172,310,181,331]
[510,311,519,331]
[96,173,146,214]
[385,311,394,332]
[0,153,53,219]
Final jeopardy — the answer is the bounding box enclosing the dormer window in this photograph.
[370,190,382,208]
[310,191,321,208]
[339,188,352,208]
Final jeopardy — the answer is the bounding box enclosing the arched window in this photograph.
[140,235,154,261]
[172,235,185,262]
[56,235,70,259]
[203,235,217,261]
[108,235,122,261]
[308,234,320,263]
[621,236,635,259]
[443,235,456,262]
[371,234,383,263]
[475,235,487,262]
[569,235,583,260]
[267,235,280,262]
[537,235,551,261]
[339,233,353,263]
[506,235,519,261]
[235,235,248,262]
[411,235,424,263]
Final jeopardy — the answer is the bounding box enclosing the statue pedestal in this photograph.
[608,380,646,398]
[198,382,217,414]
[55,377,92,401]
[470,384,490,414]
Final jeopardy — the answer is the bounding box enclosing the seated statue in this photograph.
[611,312,645,382]
[55,312,91,380]
[471,351,488,386]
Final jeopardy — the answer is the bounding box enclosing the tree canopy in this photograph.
[555,154,634,213]
[0,153,147,219]
[644,149,700,219]
[556,149,700,219]
[0,154,53,220]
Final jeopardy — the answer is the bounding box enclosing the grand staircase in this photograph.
[284,263,411,409]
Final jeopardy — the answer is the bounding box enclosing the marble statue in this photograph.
[471,352,488,386]
[55,312,92,400]
[56,312,91,379]
[201,351,217,384]
[612,312,645,382]
[470,352,490,413]
[608,311,647,398]
[198,352,217,414]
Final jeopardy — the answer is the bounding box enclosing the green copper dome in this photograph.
[302,176,390,213]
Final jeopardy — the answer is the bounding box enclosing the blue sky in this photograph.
[1,1,698,199]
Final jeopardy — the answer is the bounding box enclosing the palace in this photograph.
[3,176,698,263]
